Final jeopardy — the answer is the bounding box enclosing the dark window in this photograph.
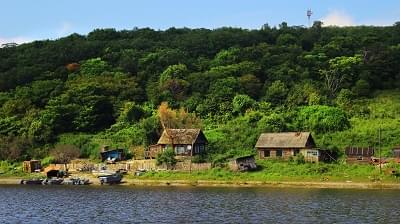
[276,150,283,157]
[264,150,270,157]
[294,149,300,156]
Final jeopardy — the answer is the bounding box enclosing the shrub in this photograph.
[296,154,305,164]
[191,154,207,163]
[50,144,80,164]
[156,148,177,169]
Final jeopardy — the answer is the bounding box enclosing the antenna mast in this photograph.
[307,9,313,27]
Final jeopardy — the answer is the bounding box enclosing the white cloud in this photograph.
[0,36,33,47]
[321,10,355,27]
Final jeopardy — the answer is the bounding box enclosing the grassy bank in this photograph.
[131,160,400,184]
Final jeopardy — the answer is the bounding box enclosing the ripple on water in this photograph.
[0,186,400,224]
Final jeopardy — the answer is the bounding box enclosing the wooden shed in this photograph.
[147,129,208,157]
[255,132,320,162]
[23,160,41,173]
[100,148,125,163]
[229,155,257,171]
[345,147,374,164]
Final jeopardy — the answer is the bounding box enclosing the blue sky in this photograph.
[1,0,400,45]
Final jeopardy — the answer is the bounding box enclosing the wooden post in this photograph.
[379,126,382,174]
[189,143,193,173]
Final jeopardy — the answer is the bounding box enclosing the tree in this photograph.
[296,105,350,133]
[320,55,362,97]
[352,79,371,97]
[232,94,255,115]
[159,64,188,84]
[50,144,80,171]
[80,58,110,76]
[239,74,262,99]
[265,80,289,105]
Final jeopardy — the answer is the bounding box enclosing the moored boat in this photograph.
[98,173,122,185]
[20,179,44,185]
[63,177,91,185]
[42,177,64,185]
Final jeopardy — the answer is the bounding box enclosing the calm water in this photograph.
[0,185,399,224]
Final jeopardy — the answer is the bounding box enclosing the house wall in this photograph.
[346,156,372,164]
[258,148,320,162]
[300,149,319,163]
[258,148,297,159]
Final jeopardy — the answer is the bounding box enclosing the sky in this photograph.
[1,0,400,45]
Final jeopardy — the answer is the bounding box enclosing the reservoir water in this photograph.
[0,185,399,223]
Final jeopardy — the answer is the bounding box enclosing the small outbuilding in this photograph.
[100,147,125,163]
[23,160,41,173]
[255,132,320,162]
[229,155,257,171]
[345,146,374,164]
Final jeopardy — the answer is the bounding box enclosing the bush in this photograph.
[156,148,177,169]
[296,154,305,164]
[191,154,207,163]
[41,156,54,167]
[50,144,80,164]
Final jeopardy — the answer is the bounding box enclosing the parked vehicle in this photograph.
[99,173,122,185]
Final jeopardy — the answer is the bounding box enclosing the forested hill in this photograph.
[1,22,400,161]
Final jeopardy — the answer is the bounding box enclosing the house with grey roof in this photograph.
[255,132,320,162]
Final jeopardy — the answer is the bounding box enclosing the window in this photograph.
[294,149,300,156]
[175,145,186,155]
[264,150,270,157]
[306,150,318,157]
[276,150,283,157]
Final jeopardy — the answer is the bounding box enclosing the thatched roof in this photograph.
[157,129,207,145]
[255,132,314,149]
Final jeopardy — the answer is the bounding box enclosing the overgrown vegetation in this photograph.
[0,22,400,165]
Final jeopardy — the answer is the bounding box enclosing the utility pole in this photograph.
[379,126,382,174]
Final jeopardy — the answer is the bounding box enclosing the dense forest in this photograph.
[1,21,400,163]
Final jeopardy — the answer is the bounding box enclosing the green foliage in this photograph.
[296,105,350,133]
[156,148,177,169]
[159,64,188,84]
[232,94,255,114]
[352,79,371,97]
[41,156,54,167]
[80,58,110,76]
[265,80,289,105]
[1,24,400,162]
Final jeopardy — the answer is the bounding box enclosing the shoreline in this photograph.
[2,177,400,189]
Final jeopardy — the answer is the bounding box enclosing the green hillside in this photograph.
[1,23,400,162]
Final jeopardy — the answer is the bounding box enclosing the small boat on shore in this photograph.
[42,177,64,185]
[20,179,44,185]
[63,177,91,185]
[92,169,116,177]
[99,173,122,185]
